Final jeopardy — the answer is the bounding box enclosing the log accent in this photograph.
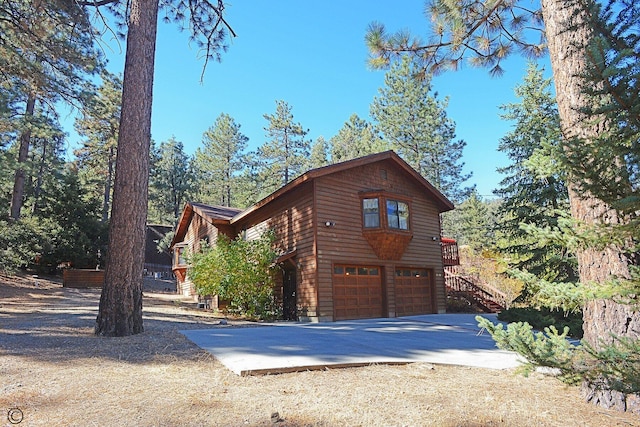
[63,269,105,288]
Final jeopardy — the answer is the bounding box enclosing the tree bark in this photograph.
[95,0,159,336]
[541,0,639,413]
[10,94,36,220]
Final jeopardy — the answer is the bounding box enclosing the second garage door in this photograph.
[395,268,434,316]
[333,265,383,320]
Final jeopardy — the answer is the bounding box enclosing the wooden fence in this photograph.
[62,269,104,288]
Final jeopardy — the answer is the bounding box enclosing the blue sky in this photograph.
[85,0,552,200]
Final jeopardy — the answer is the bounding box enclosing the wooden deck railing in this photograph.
[441,238,460,266]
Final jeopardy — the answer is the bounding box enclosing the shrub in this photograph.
[477,316,640,395]
[189,230,280,320]
[0,217,54,273]
[498,306,583,338]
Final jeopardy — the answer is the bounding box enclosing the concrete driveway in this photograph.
[181,313,522,376]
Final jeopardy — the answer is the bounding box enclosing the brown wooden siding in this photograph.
[314,159,446,319]
[234,182,318,317]
[175,212,220,299]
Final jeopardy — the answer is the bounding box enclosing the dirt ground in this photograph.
[1,273,638,427]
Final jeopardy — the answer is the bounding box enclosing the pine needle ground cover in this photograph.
[1,274,638,427]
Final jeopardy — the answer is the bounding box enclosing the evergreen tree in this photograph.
[85,0,235,337]
[562,0,639,226]
[442,191,495,252]
[74,71,122,222]
[257,100,309,196]
[329,114,385,163]
[1,0,101,219]
[26,115,66,216]
[149,137,193,224]
[36,168,107,270]
[366,0,638,411]
[193,113,248,207]
[307,136,330,170]
[370,56,473,203]
[494,63,577,284]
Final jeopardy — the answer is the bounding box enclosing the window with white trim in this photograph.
[363,198,380,228]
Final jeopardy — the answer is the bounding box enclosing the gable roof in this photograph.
[171,151,455,248]
[231,150,454,224]
[170,202,243,248]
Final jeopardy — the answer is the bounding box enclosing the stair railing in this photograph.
[444,268,508,312]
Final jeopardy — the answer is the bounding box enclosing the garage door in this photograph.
[333,265,383,320]
[395,268,434,316]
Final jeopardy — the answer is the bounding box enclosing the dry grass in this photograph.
[1,273,638,427]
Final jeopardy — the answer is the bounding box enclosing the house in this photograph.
[144,224,173,278]
[171,151,454,322]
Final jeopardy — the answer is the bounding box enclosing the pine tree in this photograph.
[81,0,235,337]
[27,115,66,216]
[257,100,309,197]
[307,136,330,170]
[148,137,193,224]
[370,56,473,203]
[329,114,385,163]
[445,190,494,252]
[193,113,248,207]
[366,0,638,411]
[74,71,122,222]
[1,0,101,219]
[37,168,107,270]
[494,63,576,284]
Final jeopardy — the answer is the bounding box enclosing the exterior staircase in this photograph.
[444,267,507,313]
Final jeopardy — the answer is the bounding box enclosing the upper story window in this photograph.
[387,200,409,230]
[361,193,411,231]
[363,198,380,228]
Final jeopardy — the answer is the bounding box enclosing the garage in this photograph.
[395,268,434,316]
[333,265,383,320]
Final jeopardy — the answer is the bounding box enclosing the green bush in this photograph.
[498,306,583,338]
[477,316,580,383]
[189,230,280,320]
[0,217,54,273]
[478,316,640,395]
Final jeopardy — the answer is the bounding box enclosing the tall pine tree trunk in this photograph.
[95,0,158,336]
[10,94,36,220]
[541,0,639,413]
[102,145,115,223]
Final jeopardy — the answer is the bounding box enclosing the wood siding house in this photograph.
[144,224,173,277]
[171,151,454,322]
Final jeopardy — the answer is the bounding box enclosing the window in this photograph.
[387,200,409,230]
[362,198,380,228]
[361,194,411,231]
[174,245,187,267]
